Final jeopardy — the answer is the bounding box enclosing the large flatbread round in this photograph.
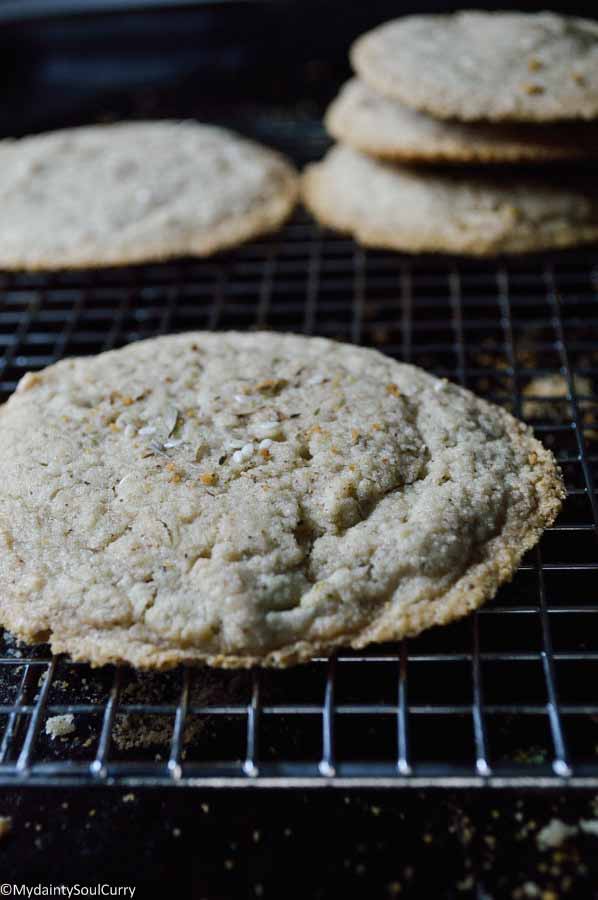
[303,145,598,256]
[326,79,598,164]
[0,121,298,270]
[0,332,562,668]
[351,11,598,123]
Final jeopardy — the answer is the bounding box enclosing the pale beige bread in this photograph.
[522,374,593,421]
[0,121,298,270]
[326,79,598,164]
[303,145,598,256]
[0,331,563,669]
[352,11,598,123]
[522,374,598,440]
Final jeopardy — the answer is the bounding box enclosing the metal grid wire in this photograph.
[0,209,597,788]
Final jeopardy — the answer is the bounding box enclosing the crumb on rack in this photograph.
[536,818,578,851]
[45,714,75,740]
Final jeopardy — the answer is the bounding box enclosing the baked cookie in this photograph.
[303,145,598,256]
[522,374,593,420]
[351,11,598,123]
[0,331,563,669]
[326,79,598,164]
[0,121,298,270]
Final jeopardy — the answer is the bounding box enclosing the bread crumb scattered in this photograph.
[45,714,75,739]
[536,818,578,850]
[580,818,598,837]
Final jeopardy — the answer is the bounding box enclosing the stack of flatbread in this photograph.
[304,11,598,256]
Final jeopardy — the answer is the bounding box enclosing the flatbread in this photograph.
[0,121,298,270]
[303,145,598,256]
[0,331,563,668]
[351,11,598,122]
[326,78,598,164]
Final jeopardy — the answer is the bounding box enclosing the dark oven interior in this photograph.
[0,0,597,788]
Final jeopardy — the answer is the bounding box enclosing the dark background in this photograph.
[0,2,598,897]
[2,786,598,898]
[0,0,597,138]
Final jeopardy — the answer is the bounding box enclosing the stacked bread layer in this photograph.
[304,11,598,256]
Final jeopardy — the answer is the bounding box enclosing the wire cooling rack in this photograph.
[0,207,596,788]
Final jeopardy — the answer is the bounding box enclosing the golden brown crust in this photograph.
[325,79,598,166]
[302,146,598,258]
[351,12,598,123]
[0,122,299,271]
[0,363,564,670]
[0,185,299,272]
[23,440,561,671]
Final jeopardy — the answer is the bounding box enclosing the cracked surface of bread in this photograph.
[326,79,598,164]
[303,145,598,257]
[0,332,563,668]
[0,121,298,270]
[352,11,598,123]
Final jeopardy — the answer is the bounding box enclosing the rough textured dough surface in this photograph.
[302,145,598,257]
[0,332,563,669]
[0,121,298,270]
[326,79,598,164]
[351,11,598,123]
